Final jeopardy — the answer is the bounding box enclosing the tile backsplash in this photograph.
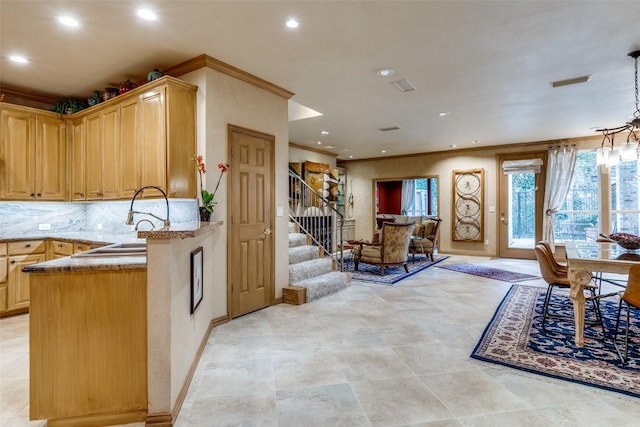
[0,199,198,235]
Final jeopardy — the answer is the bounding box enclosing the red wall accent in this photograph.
[377,181,402,214]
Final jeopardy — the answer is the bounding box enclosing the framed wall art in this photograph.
[452,169,484,242]
[190,247,204,314]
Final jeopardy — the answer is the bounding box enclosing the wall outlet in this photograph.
[276,207,283,217]
[96,223,103,230]
[485,239,489,245]
[38,223,51,231]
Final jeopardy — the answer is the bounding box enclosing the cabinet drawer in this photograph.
[8,240,46,255]
[0,285,6,312]
[0,243,6,256]
[74,242,93,253]
[0,257,7,283]
[51,240,74,256]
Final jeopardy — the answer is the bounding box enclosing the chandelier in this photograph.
[595,50,640,167]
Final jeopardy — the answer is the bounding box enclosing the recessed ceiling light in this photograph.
[286,18,299,29]
[376,68,395,77]
[326,145,336,149]
[349,155,353,159]
[58,16,79,27]
[9,55,29,64]
[317,141,322,145]
[381,150,387,153]
[321,130,330,135]
[137,9,157,21]
[437,112,450,117]
[472,139,478,144]
[450,144,457,148]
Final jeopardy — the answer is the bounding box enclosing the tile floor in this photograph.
[2,255,640,426]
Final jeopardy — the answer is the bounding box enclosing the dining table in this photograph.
[565,241,640,347]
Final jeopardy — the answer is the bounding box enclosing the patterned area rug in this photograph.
[438,263,538,282]
[350,255,448,285]
[472,284,640,398]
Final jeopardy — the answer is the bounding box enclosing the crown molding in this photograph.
[163,54,294,100]
[337,134,603,164]
[289,142,339,158]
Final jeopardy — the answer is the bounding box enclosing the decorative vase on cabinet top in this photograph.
[87,90,102,106]
[104,87,119,101]
[147,69,163,81]
[119,79,137,94]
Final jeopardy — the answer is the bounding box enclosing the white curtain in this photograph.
[401,180,415,215]
[542,144,577,250]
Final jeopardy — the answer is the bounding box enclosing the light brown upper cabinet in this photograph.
[0,105,66,201]
[69,76,197,201]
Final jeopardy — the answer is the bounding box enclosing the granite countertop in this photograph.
[23,254,147,273]
[16,221,223,274]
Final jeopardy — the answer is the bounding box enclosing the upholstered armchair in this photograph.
[409,218,442,261]
[353,222,415,276]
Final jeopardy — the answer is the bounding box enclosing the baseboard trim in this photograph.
[46,410,146,427]
[146,412,172,426]
[148,315,230,426]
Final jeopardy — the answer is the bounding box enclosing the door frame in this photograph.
[226,124,276,319]
[497,151,547,259]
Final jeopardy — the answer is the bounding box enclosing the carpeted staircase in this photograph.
[288,221,351,302]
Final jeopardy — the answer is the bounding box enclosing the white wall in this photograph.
[342,137,602,256]
[288,145,337,168]
[181,67,289,305]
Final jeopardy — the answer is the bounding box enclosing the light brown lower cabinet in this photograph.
[29,269,148,426]
[1,240,46,316]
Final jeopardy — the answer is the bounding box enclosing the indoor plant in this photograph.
[194,154,229,221]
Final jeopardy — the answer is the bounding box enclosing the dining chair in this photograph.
[613,264,640,365]
[534,244,602,332]
[538,240,568,274]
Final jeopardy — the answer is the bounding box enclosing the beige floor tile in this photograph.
[351,376,454,426]
[458,409,554,427]
[421,369,529,417]
[275,383,369,427]
[334,346,414,382]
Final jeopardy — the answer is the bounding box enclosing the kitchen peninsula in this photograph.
[23,221,222,427]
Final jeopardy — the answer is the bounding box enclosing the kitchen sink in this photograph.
[71,242,147,258]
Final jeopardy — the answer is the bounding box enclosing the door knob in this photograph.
[264,228,272,236]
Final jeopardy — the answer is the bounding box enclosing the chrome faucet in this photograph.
[134,219,155,231]
[126,185,171,229]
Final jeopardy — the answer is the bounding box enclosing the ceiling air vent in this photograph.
[379,126,400,132]
[389,78,416,92]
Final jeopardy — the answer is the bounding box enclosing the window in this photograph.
[554,151,600,242]
[405,178,438,216]
[610,158,640,235]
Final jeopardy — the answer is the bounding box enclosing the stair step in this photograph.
[289,245,320,265]
[289,258,334,284]
[293,271,351,302]
[288,233,308,248]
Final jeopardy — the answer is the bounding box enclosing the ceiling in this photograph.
[2,1,640,160]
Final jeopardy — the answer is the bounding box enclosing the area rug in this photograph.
[472,284,640,398]
[438,263,538,282]
[350,255,448,285]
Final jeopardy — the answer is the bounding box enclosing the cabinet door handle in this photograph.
[11,260,16,264]
[30,193,35,197]
[25,244,31,248]
[37,193,42,197]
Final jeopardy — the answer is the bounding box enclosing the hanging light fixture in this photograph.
[595,50,640,166]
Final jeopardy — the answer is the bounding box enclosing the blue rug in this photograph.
[472,284,640,398]
[437,263,538,282]
[350,255,448,284]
